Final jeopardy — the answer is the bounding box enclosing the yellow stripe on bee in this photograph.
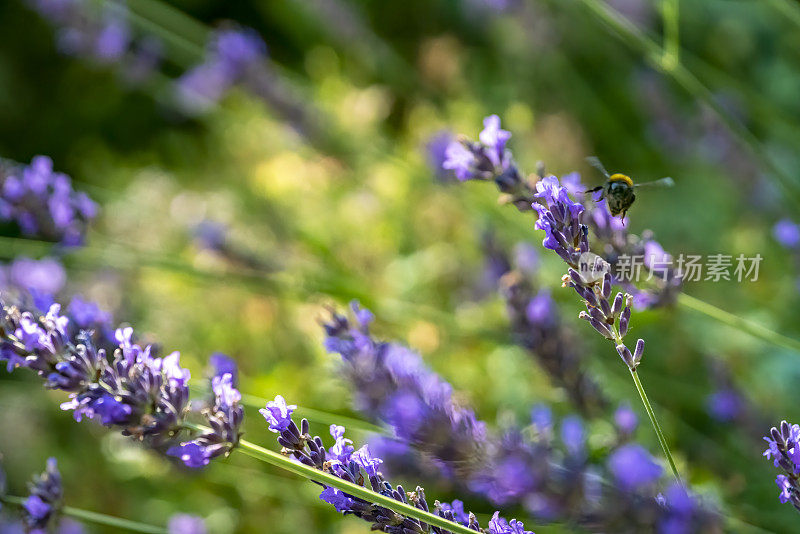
[609,173,633,186]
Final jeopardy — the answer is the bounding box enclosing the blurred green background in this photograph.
[1,0,800,532]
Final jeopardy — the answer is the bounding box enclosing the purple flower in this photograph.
[658,483,699,534]
[561,416,585,457]
[0,342,25,372]
[162,351,191,387]
[2,294,202,460]
[167,442,212,468]
[763,420,800,508]
[168,369,243,469]
[479,115,511,167]
[212,373,241,409]
[530,404,552,434]
[426,130,456,182]
[23,495,51,521]
[525,290,555,326]
[705,389,741,423]
[213,28,266,71]
[437,500,470,525]
[168,515,206,534]
[175,26,266,113]
[328,425,354,463]
[209,352,238,383]
[267,394,525,533]
[533,175,561,205]
[643,240,671,271]
[352,445,383,477]
[94,17,130,62]
[608,444,663,491]
[20,458,62,531]
[777,475,793,504]
[323,303,489,476]
[176,63,232,112]
[614,403,639,435]
[487,511,534,534]
[67,296,111,329]
[319,487,354,513]
[192,220,228,251]
[774,219,800,249]
[90,394,133,426]
[443,141,477,181]
[9,257,66,297]
[260,395,296,432]
[0,156,97,244]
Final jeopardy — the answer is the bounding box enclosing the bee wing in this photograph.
[635,177,674,188]
[586,156,610,178]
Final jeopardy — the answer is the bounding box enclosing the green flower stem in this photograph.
[0,495,167,534]
[240,392,388,436]
[612,327,681,484]
[677,293,800,354]
[629,368,682,484]
[182,424,496,534]
[188,385,388,436]
[661,0,680,70]
[236,441,486,534]
[575,0,800,206]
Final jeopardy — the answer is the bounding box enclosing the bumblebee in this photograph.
[585,157,674,220]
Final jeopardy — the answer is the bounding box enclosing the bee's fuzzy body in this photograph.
[603,174,636,217]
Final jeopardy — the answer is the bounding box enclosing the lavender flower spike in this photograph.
[176,26,267,113]
[763,420,800,511]
[266,394,530,534]
[0,155,97,245]
[441,116,533,210]
[0,291,231,468]
[499,265,608,416]
[22,458,63,532]
[438,122,683,309]
[168,371,244,468]
[323,301,489,475]
[260,395,297,433]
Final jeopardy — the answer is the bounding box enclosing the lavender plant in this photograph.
[443,116,680,481]
[0,156,97,246]
[322,303,490,477]
[20,458,64,532]
[0,455,204,533]
[763,421,800,512]
[27,0,161,83]
[0,296,240,464]
[167,372,244,467]
[483,238,608,416]
[260,395,534,534]
[175,24,320,142]
[439,117,681,309]
[323,303,719,531]
[0,289,531,534]
[175,27,267,113]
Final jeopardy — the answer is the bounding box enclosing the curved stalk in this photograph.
[612,327,681,484]
[629,368,682,483]
[180,422,503,534]
[678,293,800,353]
[0,495,167,534]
